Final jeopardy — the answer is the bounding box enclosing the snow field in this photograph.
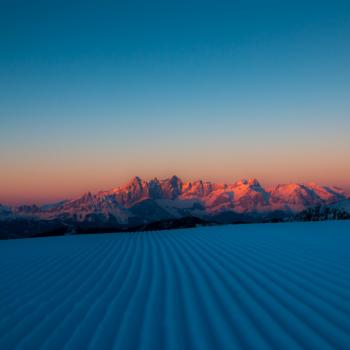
[1,221,350,349]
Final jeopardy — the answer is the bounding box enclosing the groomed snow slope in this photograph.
[1,221,350,350]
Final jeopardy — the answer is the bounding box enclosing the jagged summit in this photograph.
[247,178,261,187]
[233,178,261,187]
[129,175,142,184]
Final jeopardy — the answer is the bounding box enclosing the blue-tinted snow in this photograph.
[0,221,350,349]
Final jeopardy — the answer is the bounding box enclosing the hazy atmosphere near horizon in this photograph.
[1,0,350,205]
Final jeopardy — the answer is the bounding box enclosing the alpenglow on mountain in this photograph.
[0,176,348,238]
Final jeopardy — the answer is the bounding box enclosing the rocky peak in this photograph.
[247,178,262,188]
[127,176,143,189]
[148,178,163,198]
[233,178,262,189]
[160,175,183,199]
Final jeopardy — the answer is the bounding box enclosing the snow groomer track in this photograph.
[1,221,350,350]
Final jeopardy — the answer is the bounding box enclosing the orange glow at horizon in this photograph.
[1,150,349,205]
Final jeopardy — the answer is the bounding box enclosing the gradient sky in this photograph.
[1,1,350,204]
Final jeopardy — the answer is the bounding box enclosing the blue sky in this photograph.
[1,1,350,204]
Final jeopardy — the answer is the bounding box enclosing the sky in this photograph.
[1,0,350,205]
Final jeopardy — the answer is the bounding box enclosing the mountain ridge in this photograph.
[1,176,349,238]
[1,176,347,222]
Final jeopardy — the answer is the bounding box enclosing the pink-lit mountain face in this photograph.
[1,176,347,226]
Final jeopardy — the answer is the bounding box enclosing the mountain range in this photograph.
[1,176,349,238]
